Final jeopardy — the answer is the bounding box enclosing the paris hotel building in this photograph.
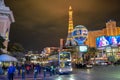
[85,20,120,59]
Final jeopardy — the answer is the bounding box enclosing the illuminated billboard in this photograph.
[116,35,120,45]
[79,45,88,52]
[96,35,120,47]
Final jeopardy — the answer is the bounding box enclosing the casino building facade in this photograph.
[85,20,120,48]
[85,20,120,60]
[64,5,120,60]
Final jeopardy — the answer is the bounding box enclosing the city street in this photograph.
[1,1,120,80]
[47,65,120,80]
[1,65,120,80]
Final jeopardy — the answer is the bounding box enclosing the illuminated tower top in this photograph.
[65,6,76,46]
[68,6,73,34]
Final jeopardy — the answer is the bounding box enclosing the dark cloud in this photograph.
[5,0,120,51]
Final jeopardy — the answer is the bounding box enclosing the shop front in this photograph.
[105,46,120,61]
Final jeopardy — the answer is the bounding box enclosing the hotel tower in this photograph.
[0,0,15,53]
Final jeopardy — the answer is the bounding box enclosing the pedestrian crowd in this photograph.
[0,62,57,80]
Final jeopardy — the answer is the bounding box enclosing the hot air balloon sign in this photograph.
[72,25,88,45]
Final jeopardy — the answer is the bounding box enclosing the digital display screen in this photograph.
[96,36,110,47]
[96,35,120,47]
[79,45,88,52]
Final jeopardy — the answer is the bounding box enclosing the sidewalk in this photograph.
[0,75,7,80]
[0,72,56,80]
[15,73,51,80]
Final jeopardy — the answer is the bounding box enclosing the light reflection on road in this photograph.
[86,69,91,74]
[69,75,76,80]
[56,76,62,80]
[48,65,120,80]
[55,75,76,80]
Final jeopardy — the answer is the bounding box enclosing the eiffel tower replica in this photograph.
[65,6,77,47]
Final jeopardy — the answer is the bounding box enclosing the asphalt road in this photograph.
[47,65,120,80]
[1,65,120,80]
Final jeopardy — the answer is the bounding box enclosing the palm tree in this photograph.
[8,43,25,52]
[86,47,98,62]
[7,42,25,60]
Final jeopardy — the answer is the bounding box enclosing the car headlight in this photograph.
[59,69,62,72]
[70,68,73,71]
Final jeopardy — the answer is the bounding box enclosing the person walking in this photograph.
[7,63,16,80]
[0,64,3,75]
[17,64,21,76]
[43,66,47,80]
[36,63,41,74]
[50,65,54,76]
[26,65,30,74]
[21,65,26,80]
[33,66,38,80]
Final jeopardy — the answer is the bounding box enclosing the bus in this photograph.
[47,51,72,74]
[57,51,73,74]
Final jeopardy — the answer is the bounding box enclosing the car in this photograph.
[85,62,93,68]
[86,64,93,68]
[75,63,86,68]
[99,61,108,65]
[95,60,108,66]
[114,60,120,65]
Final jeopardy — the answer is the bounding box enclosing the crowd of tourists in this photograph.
[0,62,56,80]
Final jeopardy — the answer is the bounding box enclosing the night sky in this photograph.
[5,0,120,51]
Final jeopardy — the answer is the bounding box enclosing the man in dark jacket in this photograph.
[7,63,16,80]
